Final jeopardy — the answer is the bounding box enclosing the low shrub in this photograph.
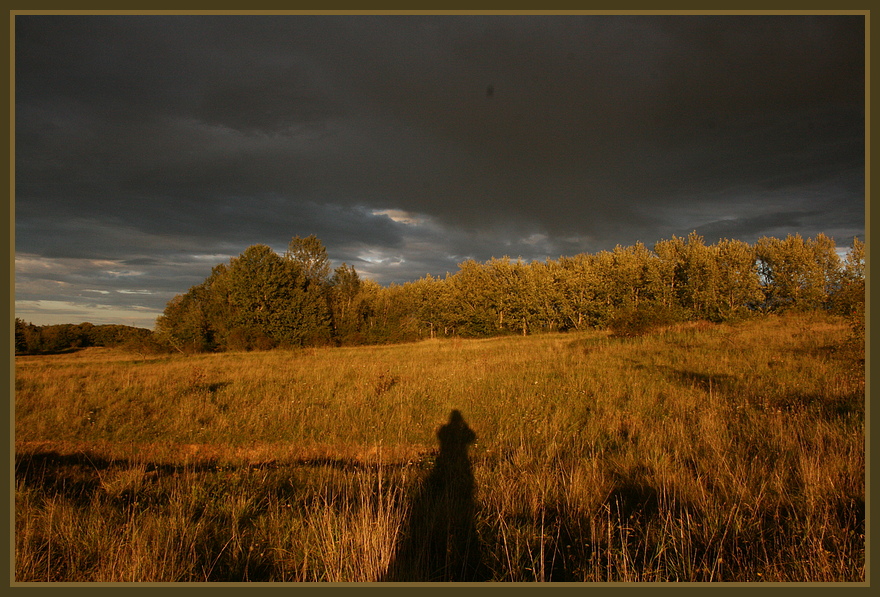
[607,303,687,337]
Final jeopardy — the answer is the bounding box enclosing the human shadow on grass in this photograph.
[381,409,490,582]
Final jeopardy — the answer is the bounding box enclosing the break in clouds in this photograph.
[14,14,865,327]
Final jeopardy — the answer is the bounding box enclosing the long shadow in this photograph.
[14,450,424,505]
[381,410,490,582]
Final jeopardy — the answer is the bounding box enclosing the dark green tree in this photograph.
[287,235,331,287]
[155,280,217,353]
[285,236,334,345]
[157,241,334,351]
[330,263,369,343]
[14,318,34,353]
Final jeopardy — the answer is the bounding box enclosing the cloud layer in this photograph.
[14,14,865,327]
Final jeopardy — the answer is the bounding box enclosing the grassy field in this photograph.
[13,312,865,582]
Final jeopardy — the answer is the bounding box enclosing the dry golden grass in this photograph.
[14,312,865,582]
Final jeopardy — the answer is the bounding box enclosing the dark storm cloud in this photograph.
[14,13,865,327]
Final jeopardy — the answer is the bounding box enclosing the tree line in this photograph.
[14,232,863,355]
[14,320,155,355]
[152,232,864,353]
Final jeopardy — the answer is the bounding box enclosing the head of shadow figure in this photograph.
[382,409,489,582]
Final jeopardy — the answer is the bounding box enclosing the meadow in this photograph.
[14,312,865,582]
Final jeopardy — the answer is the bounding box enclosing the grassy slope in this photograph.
[14,312,865,582]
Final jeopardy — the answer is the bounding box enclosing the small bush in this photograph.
[607,303,686,337]
[839,280,865,350]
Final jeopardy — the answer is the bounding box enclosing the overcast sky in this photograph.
[14,13,866,328]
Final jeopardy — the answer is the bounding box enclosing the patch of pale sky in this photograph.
[15,300,161,328]
[356,248,406,266]
[190,253,238,262]
[371,208,426,226]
